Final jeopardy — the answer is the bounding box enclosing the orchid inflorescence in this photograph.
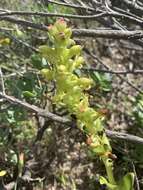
[39,19,134,190]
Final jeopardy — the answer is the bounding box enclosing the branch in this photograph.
[0,91,143,145]
[106,130,143,145]
[0,92,70,124]
[122,0,143,14]
[72,29,143,40]
[82,68,143,75]
[0,11,108,20]
[45,0,94,11]
[84,49,143,94]
[0,10,143,26]
[1,30,38,52]
[0,16,48,31]
[1,16,143,43]
[0,68,5,94]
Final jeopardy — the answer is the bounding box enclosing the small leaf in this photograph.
[23,91,36,98]
[31,54,43,69]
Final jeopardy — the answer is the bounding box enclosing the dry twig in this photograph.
[0,91,143,145]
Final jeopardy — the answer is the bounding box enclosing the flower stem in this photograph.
[102,156,116,186]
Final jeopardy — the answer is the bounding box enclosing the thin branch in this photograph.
[0,11,107,19]
[1,14,143,48]
[106,130,143,145]
[109,41,143,51]
[112,6,142,20]
[0,68,5,94]
[0,91,143,145]
[82,67,143,74]
[122,0,143,14]
[0,91,70,124]
[2,16,143,42]
[0,10,143,26]
[0,27,14,31]
[73,29,143,40]
[45,0,94,11]
[84,49,143,94]
[0,16,48,31]
[2,30,38,52]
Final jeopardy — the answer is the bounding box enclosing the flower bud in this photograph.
[69,45,82,58]
[74,56,84,68]
[64,28,72,38]
[68,39,75,46]
[58,65,67,72]
[78,77,93,89]
[48,25,59,37]
[55,32,66,42]
[55,18,67,32]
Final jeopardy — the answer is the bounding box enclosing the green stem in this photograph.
[102,157,116,186]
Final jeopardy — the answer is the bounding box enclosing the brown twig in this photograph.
[0,10,143,26]
[1,30,38,52]
[122,0,143,14]
[106,130,143,145]
[0,92,70,124]
[0,16,48,31]
[0,91,143,145]
[72,29,143,40]
[1,16,143,42]
[82,67,143,75]
[45,0,94,11]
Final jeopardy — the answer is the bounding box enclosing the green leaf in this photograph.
[117,173,134,190]
[23,91,36,98]
[31,54,43,69]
